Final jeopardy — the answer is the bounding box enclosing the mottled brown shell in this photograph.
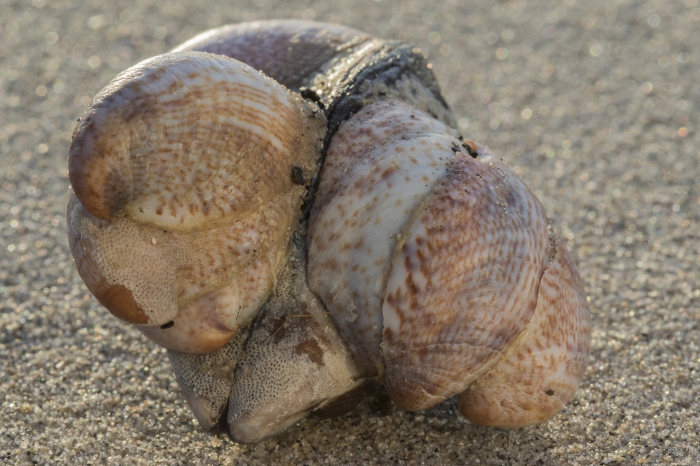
[66,20,591,440]
[308,100,590,417]
[67,52,325,353]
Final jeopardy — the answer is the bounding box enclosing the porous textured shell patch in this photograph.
[66,20,591,442]
[67,52,326,353]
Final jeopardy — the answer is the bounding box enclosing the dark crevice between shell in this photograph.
[169,21,459,439]
[317,42,454,136]
[301,42,456,223]
[167,322,252,430]
[225,224,368,443]
[182,26,455,223]
[311,381,375,419]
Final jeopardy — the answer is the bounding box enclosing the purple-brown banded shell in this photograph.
[66,19,591,443]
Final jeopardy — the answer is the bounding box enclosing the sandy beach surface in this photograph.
[1,0,698,464]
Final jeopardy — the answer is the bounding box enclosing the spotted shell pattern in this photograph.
[68,52,325,353]
[66,20,591,442]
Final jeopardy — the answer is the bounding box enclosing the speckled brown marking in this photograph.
[67,52,325,352]
[382,147,550,411]
[269,315,291,341]
[309,101,463,376]
[458,230,591,427]
[380,165,398,180]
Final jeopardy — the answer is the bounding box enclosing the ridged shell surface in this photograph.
[458,233,591,427]
[308,100,581,413]
[66,20,591,438]
[67,52,325,353]
[382,143,550,410]
[172,20,374,91]
[69,52,322,230]
[308,100,462,375]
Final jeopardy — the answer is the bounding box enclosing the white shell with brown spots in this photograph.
[308,100,461,376]
[308,99,590,426]
[67,20,591,435]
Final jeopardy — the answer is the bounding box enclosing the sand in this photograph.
[1,0,698,464]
